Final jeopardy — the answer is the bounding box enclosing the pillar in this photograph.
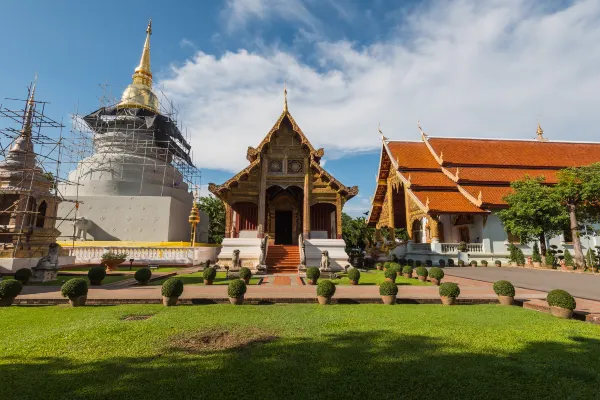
[257,157,268,237]
[429,216,439,243]
[224,204,232,238]
[336,192,343,239]
[387,176,395,237]
[303,159,310,238]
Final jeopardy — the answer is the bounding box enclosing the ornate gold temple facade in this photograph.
[209,93,358,245]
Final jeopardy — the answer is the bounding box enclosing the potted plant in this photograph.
[239,267,252,284]
[228,279,247,305]
[428,267,444,285]
[88,266,107,286]
[457,260,465,267]
[161,278,183,307]
[415,260,422,267]
[134,267,152,285]
[495,260,502,267]
[348,268,360,285]
[383,262,392,270]
[439,282,460,305]
[415,266,428,282]
[14,268,32,285]
[546,289,576,319]
[532,243,542,268]
[470,260,478,267]
[439,259,446,267]
[379,280,398,305]
[507,243,518,266]
[399,258,407,266]
[376,262,383,271]
[425,260,433,267]
[407,259,414,267]
[402,265,413,279]
[493,280,515,305]
[447,259,455,267]
[563,250,575,271]
[0,279,23,307]
[481,260,488,267]
[384,267,397,282]
[457,241,468,252]
[203,267,217,285]
[515,248,525,267]
[306,267,320,285]
[316,280,336,305]
[585,248,597,272]
[100,251,128,271]
[61,278,88,307]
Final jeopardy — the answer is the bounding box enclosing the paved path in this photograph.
[443,267,600,301]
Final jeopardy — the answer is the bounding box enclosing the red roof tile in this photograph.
[387,141,440,169]
[399,171,456,187]
[412,190,486,213]
[460,185,513,206]
[452,167,559,184]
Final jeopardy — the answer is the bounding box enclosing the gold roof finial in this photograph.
[283,81,288,112]
[536,121,547,141]
[378,122,388,141]
[117,18,159,113]
[418,120,427,140]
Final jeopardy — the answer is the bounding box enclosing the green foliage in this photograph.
[306,267,320,281]
[0,279,23,298]
[507,243,518,263]
[493,280,515,297]
[563,249,574,267]
[457,260,465,267]
[383,262,391,269]
[197,196,225,244]
[585,248,597,268]
[402,265,413,275]
[407,259,414,266]
[384,268,397,281]
[448,259,455,266]
[61,278,88,299]
[316,280,336,297]
[546,289,576,310]
[394,228,410,241]
[228,279,247,297]
[101,252,127,261]
[532,242,542,263]
[515,248,525,265]
[375,262,383,269]
[470,260,478,267]
[481,260,488,266]
[439,259,446,267]
[347,268,360,282]
[14,268,32,285]
[203,267,217,281]
[495,260,502,267]
[425,260,433,267]
[429,267,444,280]
[457,242,468,252]
[239,267,252,280]
[379,280,398,296]
[415,266,428,277]
[134,267,152,283]
[88,266,107,282]
[399,258,407,266]
[439,282,460,298]
[161,278,184,298]
[389,262,401,274]
[342,213,374,250]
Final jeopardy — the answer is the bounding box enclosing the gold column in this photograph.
[428,216,440,243]
[257,156,268,237]
[224,204,232,238]
[336,192,343,239]
[387,176,395,237]
[303,159,311,238]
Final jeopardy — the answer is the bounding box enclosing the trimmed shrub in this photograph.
[448,259,455,267]
[439,282,460,298]
[228,279,247,297]
[0,279,23,299]
[306,267,320,281]
[203,267,217,281]
[61,278,88,299]
[563,249,574,267]
[407,259,414,267]
[457,241,468,252]
[134,267,152,283]
[439,259,446,267]
[384,268,397,281]
[429,267,444,280]
[481,260,488,267]
[493,280,515,297]
[161,278,184,298]
[389,262,401,274]
[470,260,478,267]
[457,260,465,267]
[415,260,422,267]
[547,289,576,310]
[348,268,360,283]
[508,243,518,263]
[399,258,407,266]
[376,262,383,269]
[425,260,433,267]
[88,266,107,282]
[379,280,398,296]
[383,262,392,269]
[515,248,525,265]
[239,267,252,280]
[317,280,336,297]
[415,266,428,277]
[402,265,413,275]
[495,260,502,267]
[14,268,32,285]
[532,242,542,263]
[101,251,127,262]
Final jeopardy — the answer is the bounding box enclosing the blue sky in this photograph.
[2,0,599,217]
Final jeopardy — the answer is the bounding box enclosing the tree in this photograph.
[563,249,574,267]
[556,163,600,268]
[498,177,567,257]
[197,195,225,244]
[342,213,374,251]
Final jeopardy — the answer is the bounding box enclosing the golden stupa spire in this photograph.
[117,18,159,113]
[283,81,288,112]
[536,121,547,141]
[22,75,37,136]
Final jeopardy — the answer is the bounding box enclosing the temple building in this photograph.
[56,20,208,243]
[368,125,600,262]
[209,89,358,272]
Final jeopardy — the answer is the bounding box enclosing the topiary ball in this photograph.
[317,280,336,297]
[425,260,433,267]
[87,266,107,282]
[384,268,397,281]
[415,266,428,277]
[306,267,320,281]
[439,260,446,267]
[161,278,184,298]
[402,265,413,275]
[61,278,88,299]
[14,268,32,285]
[228,279,247,298]
[379,280,398,296]
[390,262,401,273]
[448,259,455,266]
[439,282,460,298]
[493,280,515,297]
[239,267,252,280]
[0,279,23,299]
[547,289,576,310]
[481,260,489,266]
[429,267,444,280]
[134,267,152,283]
[457,260,465,267]
[415,260,422,267]
[203,267,217,281]
[347,268,360,282]
[407,259,414,267]
[495,260,502,267]
[399,258,407,266]
[383,262,392,269]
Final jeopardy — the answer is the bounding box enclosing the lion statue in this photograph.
[231,249,241,270]
[320,250,330,271]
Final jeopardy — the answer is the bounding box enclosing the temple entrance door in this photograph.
[275,211,293,244]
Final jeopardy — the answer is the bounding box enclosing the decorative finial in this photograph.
[439,150,443,162]
[283,81,288,112]
[147,18,152,35]
[536,121,547,141]
[425,197,430,210]
[22,75,37,136]
[378,122,388,141]
[477,190,483,203]
[418,120,427,140]
[455,167,459,179]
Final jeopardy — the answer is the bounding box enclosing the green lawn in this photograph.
[149,271,261,286]
[28,274,132,287]
[0,304,598,399]
[330,270,431,286]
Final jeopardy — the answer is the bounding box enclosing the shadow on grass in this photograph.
[2,331,599,399]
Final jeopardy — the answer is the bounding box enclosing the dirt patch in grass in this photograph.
[169,328,278,353]
[121,315,153,321]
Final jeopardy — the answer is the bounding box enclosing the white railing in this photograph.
[440,243,483,253]
[67,246,220,265]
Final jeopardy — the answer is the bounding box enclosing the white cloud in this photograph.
[160,0,600,175]
[222,0,320,33]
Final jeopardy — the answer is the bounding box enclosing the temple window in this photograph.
[0,194,18,225]
[36,201,48,228]
[311,203,335,239]
[233,202,258,232]
[459,226,470,243]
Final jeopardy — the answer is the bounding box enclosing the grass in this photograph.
[28,274,131,287]
[149,271,261,286]
[0,304,599,399]
[330,269,431,286]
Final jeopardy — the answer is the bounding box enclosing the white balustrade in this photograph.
[66,246,220,265]
[440,243,484,253]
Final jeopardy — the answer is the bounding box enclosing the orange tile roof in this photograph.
[428,138,600,167]
[387,141,440,169]
[460,185,513,206]
[452,167,559,184]
[399,171,456,187]
[412,190,486,213]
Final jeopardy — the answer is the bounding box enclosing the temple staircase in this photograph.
[266,245,300,273]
